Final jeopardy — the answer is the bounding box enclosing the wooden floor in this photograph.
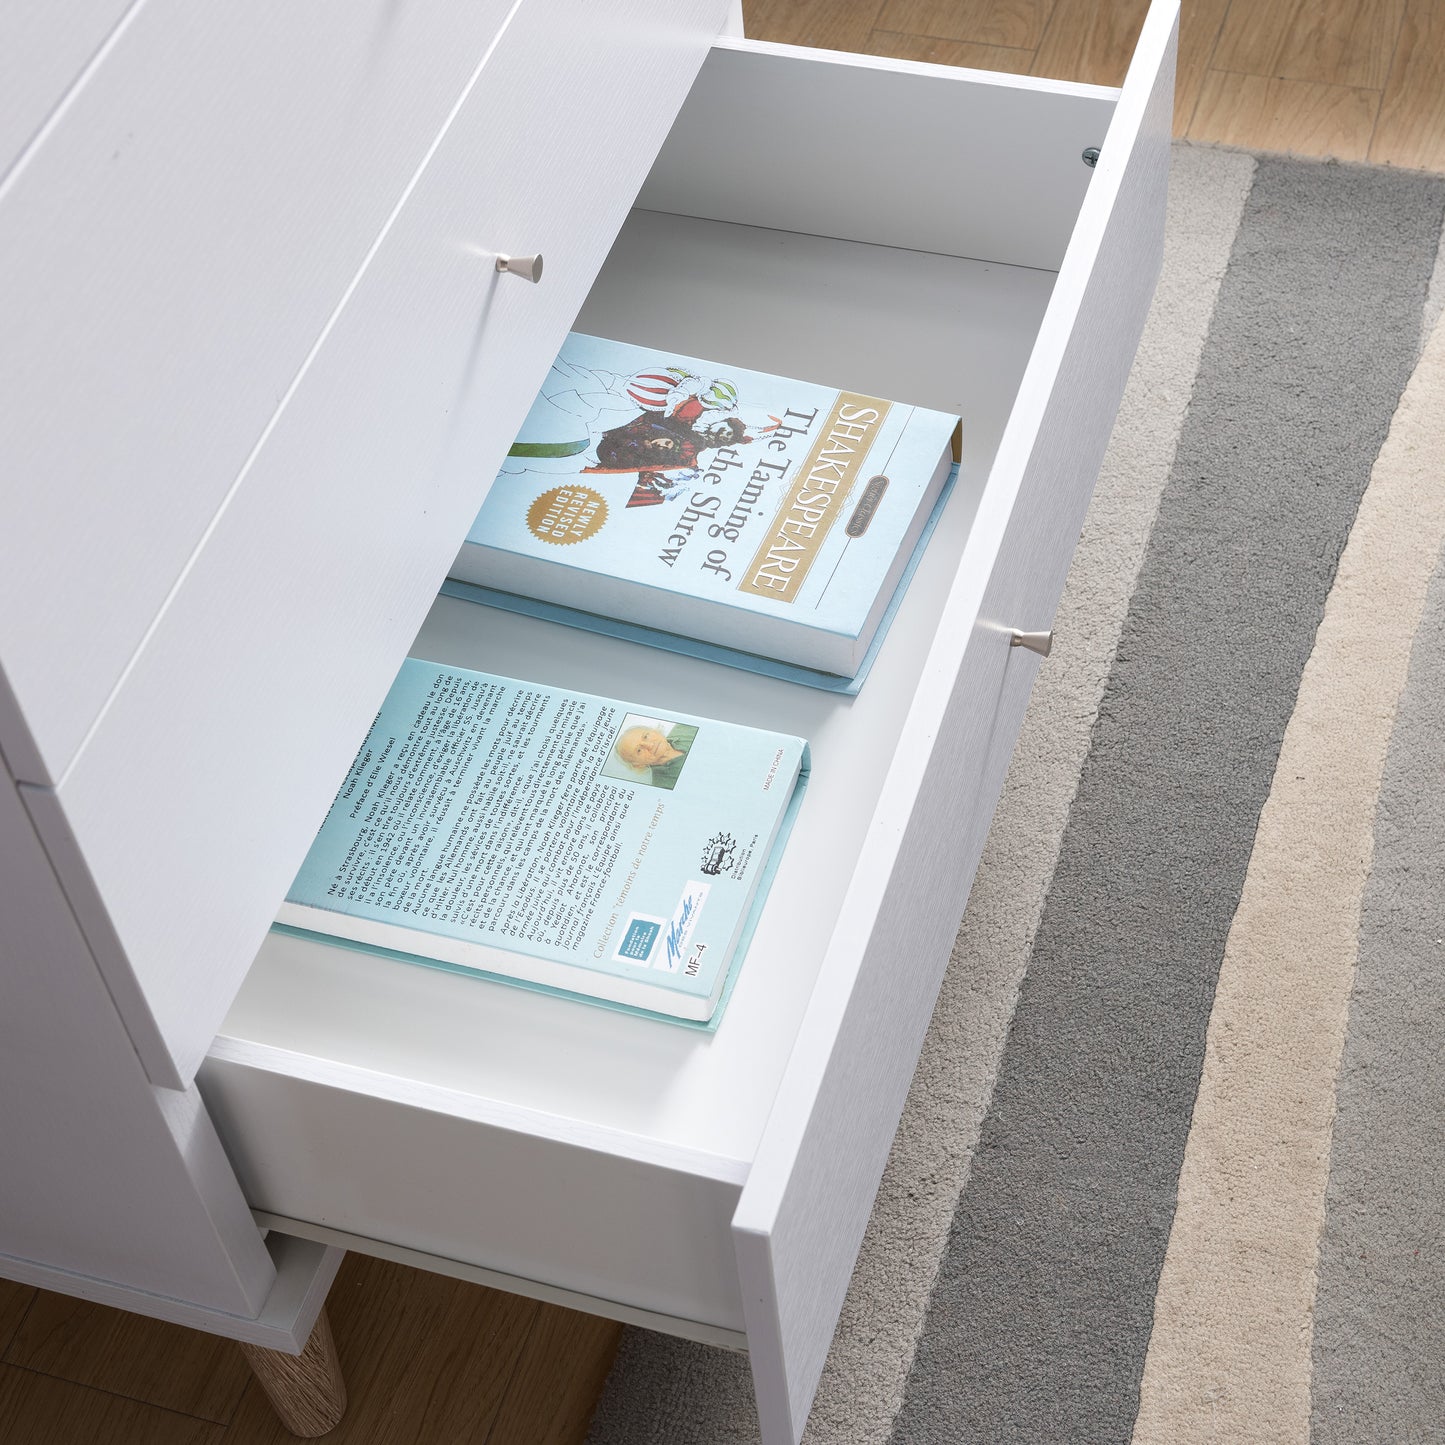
[0,1258,621,1445]
[748,0,1445,169]
[7,3,1445,1444]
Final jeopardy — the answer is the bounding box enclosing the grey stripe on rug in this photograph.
[891,158,1445,1445]
[1310,539,1445,1435]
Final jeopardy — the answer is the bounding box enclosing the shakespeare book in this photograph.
[450,333,958,678]
[275,659,808,1023]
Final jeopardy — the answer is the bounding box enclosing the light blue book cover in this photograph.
[453,333,958,677]
[276,659,807,1023]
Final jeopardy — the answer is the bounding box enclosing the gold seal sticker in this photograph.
[526,486,608,545]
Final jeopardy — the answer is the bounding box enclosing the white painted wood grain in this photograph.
[205,1031,753,1181]
[0,764,275,1314]
[0,0,519,784]
[0,0,134,182]
[640,38,1116,269]
[201,1051,749,1331]
[731,8,1177,1440]
[23,0,730,1090]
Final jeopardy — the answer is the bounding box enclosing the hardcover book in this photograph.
[275,659,808,1023]
[451,333,958,678]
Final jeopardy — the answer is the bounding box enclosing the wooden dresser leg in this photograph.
[240,1306,348,1437]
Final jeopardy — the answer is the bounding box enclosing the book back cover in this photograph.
[279,660,806,1020]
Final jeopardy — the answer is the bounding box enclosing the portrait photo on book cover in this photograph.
[600,714,699,792]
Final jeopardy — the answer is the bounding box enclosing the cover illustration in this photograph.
[277,660,807,1021]
[455,333,958,673]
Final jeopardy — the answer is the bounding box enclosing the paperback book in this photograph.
[451,332,959,678]
[275,659,808,1024]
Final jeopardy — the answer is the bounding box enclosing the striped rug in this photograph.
[586,145,1445,1445]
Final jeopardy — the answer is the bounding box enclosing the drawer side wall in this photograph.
[639,40,1116,269]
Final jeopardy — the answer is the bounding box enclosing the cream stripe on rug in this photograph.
[1131,305,1445,1444]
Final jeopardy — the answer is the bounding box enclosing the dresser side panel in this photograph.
[0,766,274,1313]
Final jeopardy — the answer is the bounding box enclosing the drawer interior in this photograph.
[209,41,1127,1198]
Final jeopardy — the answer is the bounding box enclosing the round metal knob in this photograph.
[496,253,543,283]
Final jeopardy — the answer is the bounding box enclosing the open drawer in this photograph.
[202,8,1176,1443]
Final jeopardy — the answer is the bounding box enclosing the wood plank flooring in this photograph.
[0,1257,622,1445]
[749,0,1445,167]
[9,3,1445,1444]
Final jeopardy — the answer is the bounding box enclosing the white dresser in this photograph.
[0,3,1176,1440]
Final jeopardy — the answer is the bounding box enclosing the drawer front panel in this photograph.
[202,1049,748,1332]
[0,0,130,178]
[731,8,1177,1443]
[26,0,730,1089]
[0,0,517,784]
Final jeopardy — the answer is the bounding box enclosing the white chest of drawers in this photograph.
[0,3,1176,1441]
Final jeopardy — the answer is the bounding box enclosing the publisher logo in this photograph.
[662,881,710,975]
[700,833,737,877]
[615,914,666,965]
[846,474,890,536]
[526,486,608,545]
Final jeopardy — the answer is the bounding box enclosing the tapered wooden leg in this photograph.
[240,1307,347,1438]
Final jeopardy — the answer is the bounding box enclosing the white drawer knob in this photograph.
[496,253,543,283]
[1010,629,1053,657]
